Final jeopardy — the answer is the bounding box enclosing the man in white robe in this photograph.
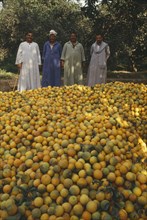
[61,32,85,85]
[15,32,41,92]
[87,34,110,86]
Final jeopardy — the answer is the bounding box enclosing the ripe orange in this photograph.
[107,172,116,182]
[126,172,136,182]
[137,173,147,184]
[133,186,142,197]
[93,170,103,180]
[33,197,44,207]
[73,203,84,216]
[82,210,91,220]
[86,201,98,213]
[3,184,12,193]
[118,209,128,220]
[115,176,124,186]
[41,174,51,185]
[79,194,90,205]
[125,201,134,213]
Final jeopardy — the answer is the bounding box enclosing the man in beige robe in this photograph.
[87,34,110,86]
[61,32,85,86]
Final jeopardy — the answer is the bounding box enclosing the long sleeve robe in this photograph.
[87,41,110,86]
[41,41,62,87]
[15,41,41,92]
[61,41,85,86]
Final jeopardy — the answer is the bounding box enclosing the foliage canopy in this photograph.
[0,0,146,72]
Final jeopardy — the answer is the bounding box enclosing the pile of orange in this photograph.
[0,82,146,220]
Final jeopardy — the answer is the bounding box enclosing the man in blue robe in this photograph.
[42,30,62,87]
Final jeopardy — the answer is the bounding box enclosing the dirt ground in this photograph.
[0,75,147,92]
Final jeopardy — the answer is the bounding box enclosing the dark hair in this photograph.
[70,31,77,36]
[95,33,103,37]
[25,31,33,36]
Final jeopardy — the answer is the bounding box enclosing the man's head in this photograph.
[96,34,103,45]
[26,32,33,43]
[49,30,57,43]
[70,32,77,43]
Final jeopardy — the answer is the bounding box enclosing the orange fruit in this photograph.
[33,197,44,207]
[107,172,116,182]
[62,202,72,213]
[96,191,105,201]
[137,195,147,205]
[51,176,60,186]
[43,155,50,162]
[77,178,87,188]
[6,202,18,216]
[126,172,136,182]
[119,165,128,174]
[115,176,124,186]
[75,161,84,170]
[67,148,76,157]
[82,211,91,220]
[68,195,78,205]
[58,159,68,169]
[125,201,134,213]
[93,170,103,180]
[133,186,142,197]
[93,163,101,170]
[69,185,80,196]
[56,183,64,192]
[50,190,59,200]
[86,201,98,213]
[137,173,147,184]
[118,209,128,220]
[40,213,50,220]
[3,184,12,193]
[79,194,90,205]
[41,174,51,185]
[60,188,69,198]
[63,178,73,188]
[73,203,84,216]
[32,208,41,219]
[129,193,137,202]
[55,205,64,217]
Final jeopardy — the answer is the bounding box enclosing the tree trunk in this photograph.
[129,56,138,72]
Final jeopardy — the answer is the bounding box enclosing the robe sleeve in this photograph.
[106,45,110,60]
[36,43,41,65]
[15,43,23,64]
[42,43,47,61]
[59,43,62,57]
[90,44,94,56]
[80,44,86,62]
[60,43,67,60]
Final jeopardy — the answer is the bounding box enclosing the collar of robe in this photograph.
[47,41,58,47]
[93,41,108,54]
[69,41,79,48]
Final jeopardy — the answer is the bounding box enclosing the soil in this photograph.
[0,74,146,92]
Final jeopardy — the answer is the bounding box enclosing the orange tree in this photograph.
[81,0,147,71]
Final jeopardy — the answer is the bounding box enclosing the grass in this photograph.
[0,69,17,79]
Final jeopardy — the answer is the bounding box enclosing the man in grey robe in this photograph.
[61,32,85,86]
[15,32,41,92]
[87,34,110,86]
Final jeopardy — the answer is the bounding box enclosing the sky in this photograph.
[74,0,85,6]
[0,1,85,10]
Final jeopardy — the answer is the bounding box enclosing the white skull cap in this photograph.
[49,30,57,36]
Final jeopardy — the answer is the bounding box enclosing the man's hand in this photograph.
[17,63,22,70]
[60,60,64,69]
